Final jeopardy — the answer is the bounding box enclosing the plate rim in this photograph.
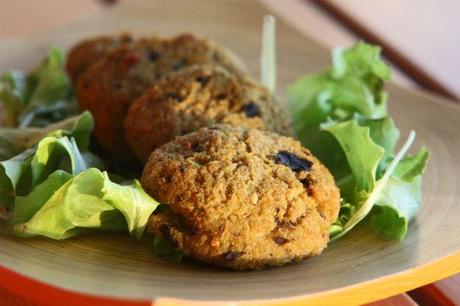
[1,250,458,306]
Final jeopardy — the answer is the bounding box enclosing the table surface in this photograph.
[0,0,458,305]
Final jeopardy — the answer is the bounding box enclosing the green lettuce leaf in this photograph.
[153,235,184,262]
[24,48,69,110]
[0,110,158,240]
[12,170,73,224]
[102,174,160,239]
[0,137,85,208]
[0,71,27,127]
[322,120,384,239]
[371,148,430,239]
[392,147,430,180]
[326,121,418,240]
[288,42,391,180]
[331,42,391,98]
[288,41,430,240]
[0,111,93,160]
[11,168,159,240]
[323,120,384,192]
[0,112,95,208]
[0,48,78,128]
[356,116,400,175]
[370,177,421,240]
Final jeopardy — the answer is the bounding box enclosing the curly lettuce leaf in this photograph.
[11,168,159,240]
[0,112,96,208]
[288,42,429,240]
[322,120,384,239]
[0,137,85,209]
[11,170,73,224]
[392,147,430,180]
[0,48,78,128]
[325,120,422,240]
[323,116,400,179]
[0,111,158,240]
[322,120,384,192]
[102,174,160,239]
[288,42,391,180]
[0,111,93,160]
[370,177,421,240]
[331,42,391,99]
[371,148,430,239]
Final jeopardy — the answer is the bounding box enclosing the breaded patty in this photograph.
[142,125,340,270]
[76,34,246,163]
[125,66,292,163]
[66,34,133,82]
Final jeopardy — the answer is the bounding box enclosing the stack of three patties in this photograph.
[68,33,340,270]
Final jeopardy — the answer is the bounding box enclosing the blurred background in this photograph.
[0,0,458,100]
[0,0,458,305]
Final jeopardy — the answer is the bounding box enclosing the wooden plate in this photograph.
[1,1,459,305]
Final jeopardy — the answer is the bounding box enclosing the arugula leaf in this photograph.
[0,48,78,128]
[11,168,159,240]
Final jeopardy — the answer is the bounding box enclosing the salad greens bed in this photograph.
[0,43,429,257]
[288,42,429,240]
[0,49,159,241]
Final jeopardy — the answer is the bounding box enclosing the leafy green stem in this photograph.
[260,15,276,93]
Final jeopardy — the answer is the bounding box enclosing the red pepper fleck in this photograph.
[123,52,141,67]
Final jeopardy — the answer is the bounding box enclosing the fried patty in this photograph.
[142,125,340,270]
[66,34,133,82]
[76,34,246,163]
[125,65,292,163]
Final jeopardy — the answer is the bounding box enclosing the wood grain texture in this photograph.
[0,1,459,305]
